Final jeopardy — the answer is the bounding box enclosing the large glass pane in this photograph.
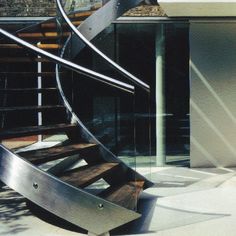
[114,23,156,170]
[91,22,190,168]
[57,15,138,171]
[165,23,190,166]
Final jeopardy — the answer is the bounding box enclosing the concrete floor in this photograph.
[1,165,236,236]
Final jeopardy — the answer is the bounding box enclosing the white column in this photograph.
[37,53,42,142]
[155,25,166,166]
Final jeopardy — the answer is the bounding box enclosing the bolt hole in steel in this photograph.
[97,203,104,210]
[33,182,39,189]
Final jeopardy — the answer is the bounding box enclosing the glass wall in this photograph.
[164,23,190,165]
[68,21,190,167]
[0,19,189,165]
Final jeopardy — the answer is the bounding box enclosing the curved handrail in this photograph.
[55,1,154,188]
[0,13,153,185]
[55,44,120,162]
[55,63,123,164]
[56,44,154,188]
[0,26,153,188]
[0,28,134,94]
[56,0,151,92]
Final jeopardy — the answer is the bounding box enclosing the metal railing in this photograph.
[57,0,151,92]
[0,28,134,94]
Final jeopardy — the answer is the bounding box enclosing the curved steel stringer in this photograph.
[0,145,140,235]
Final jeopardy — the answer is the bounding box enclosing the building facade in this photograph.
[0,1,236,168]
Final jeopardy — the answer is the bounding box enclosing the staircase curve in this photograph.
[0,1,155,235]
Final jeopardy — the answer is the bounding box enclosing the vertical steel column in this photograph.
[155,24,166,166]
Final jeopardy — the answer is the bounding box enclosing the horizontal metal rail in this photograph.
[57,0,150,92]
[0,28,134,94]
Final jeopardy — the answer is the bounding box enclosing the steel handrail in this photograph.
[0,28,134,94]
[56,0,150,92]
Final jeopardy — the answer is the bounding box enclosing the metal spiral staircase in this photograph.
[0,1,154,235]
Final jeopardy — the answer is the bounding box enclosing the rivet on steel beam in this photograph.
[33,182,38,189]
[97,203,104,210]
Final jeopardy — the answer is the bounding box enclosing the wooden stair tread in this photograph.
[71,21,83,26]
[100,181,144,210]
[17,32,70,38]
[18,143,97,165]
[41,22,59,29]
[0,43,61,50]
[37,43,61,49]
[40,22,82,29]
[59,163,119,188]
[0,105,64,112]
[68,11,95,18]
[39,11,94,29]
[0,123,76,139]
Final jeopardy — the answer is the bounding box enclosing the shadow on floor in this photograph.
[26,200,87,234]
[0,184,30,235]
[1,179,231,236]
[111,192,158,235]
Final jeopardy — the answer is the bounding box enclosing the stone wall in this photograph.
[0,0,56,16]
[124,5,166,17]
[0,0,165,17]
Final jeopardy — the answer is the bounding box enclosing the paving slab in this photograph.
[1,167,236,236]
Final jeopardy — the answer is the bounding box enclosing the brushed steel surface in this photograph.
[0,145,140,235]
[77,0,144,41]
